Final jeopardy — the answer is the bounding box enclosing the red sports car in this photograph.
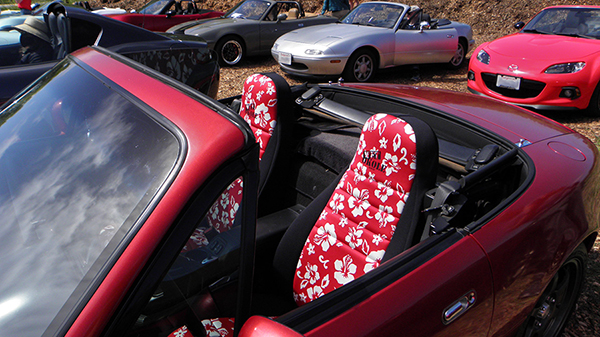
[467,5,600,116]
[106,0,224,32]
[0,46,597,337]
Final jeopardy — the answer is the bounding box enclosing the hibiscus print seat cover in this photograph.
[293,113,417,305]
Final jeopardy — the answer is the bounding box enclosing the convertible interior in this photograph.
[123,73,531,336]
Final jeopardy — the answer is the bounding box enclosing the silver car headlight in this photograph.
[477,49,490,65]
[273,43,278,51]
[305,49,324,55]
[544,62,585,74]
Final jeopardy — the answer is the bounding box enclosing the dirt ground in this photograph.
[91,0,600,335]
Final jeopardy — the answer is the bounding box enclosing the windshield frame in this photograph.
[340,2,408,29]
[225,0,273,20]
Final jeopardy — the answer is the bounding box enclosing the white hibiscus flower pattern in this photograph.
[293,114,417,306]
[204,74,280,234]
[240,74,278,159]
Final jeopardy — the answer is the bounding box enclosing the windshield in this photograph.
[341,2,405,28]
[139,0,171,14]
[226,0,271,20]
[0,58,180,335]
[523,7,600,39]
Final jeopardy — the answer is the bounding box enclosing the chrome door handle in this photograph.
[443,291,476,325]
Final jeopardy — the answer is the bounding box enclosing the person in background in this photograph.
[321,0,354,19]
[16,0,32,14]
[13,17,53,64]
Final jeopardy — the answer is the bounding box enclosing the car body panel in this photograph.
[106,0,224,32]
[302,235,494,336]
[167,0,337,57]
[468,5,600,111]
[271,2,474,79]
[1,46,598,337]
[340,83,574,145]
[62,47,248,337]
[0,2,220,105]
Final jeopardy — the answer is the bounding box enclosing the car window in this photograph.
[227,0,271,20]
[524,8,600,38]
[341,3,403,28]
[139,0,171,14]
[126,177,245,336]
[0,58,180,336]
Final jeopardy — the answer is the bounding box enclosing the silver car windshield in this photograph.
[341,2,403,28]
[0,58,180,336]
[523,8,600,39]
[226,0,271,20]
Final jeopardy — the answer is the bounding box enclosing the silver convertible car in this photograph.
[271,2,474,82]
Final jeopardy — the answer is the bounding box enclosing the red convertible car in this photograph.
[0,46,598,337]
[468,5,600,116]
[105,0,224,32]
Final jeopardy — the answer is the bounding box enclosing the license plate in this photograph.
[496,74,521,90]
[279,52,292,65]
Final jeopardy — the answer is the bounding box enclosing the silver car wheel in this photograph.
[449,42,465,68]
[220,39,243,66]
[352,54,374,82]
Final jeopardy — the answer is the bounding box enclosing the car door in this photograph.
[0,61,57,105]
[394,27,457,65]
[272,231,494,337]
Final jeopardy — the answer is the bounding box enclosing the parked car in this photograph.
[105,0,224,32]
[467,6,600,116]
[1,42,597,337]
[271,2,474,82]
[167,0,338,66]
[0,1,219,105]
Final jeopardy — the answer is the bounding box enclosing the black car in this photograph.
[0,1,219,104]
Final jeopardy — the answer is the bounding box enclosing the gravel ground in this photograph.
[92,0,600,334]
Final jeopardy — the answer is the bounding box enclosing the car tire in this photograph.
[585,82,600,116]
[343,49,377,82]
[447,40,467,69]
[216,36,244,66]
[515,244,587,337]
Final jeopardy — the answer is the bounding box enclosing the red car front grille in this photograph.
[481,73,546,99]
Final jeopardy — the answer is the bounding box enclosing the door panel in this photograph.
[394,28,457,65]
[304,235,493,337]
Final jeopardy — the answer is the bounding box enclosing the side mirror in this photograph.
[514,21,525,30]
[166,10,176,17]
[419,21,430,32]
[277,13,287,22]
[239,316,304,337]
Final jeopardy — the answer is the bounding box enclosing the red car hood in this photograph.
[487,33,600,60]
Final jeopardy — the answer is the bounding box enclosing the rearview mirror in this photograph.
[514,21,525,29]
[277,13,288,22]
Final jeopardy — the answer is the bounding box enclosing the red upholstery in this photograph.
[293,113,417,305]
[171,74,285,336]
[205,73,280,233]
[240,73,279,159]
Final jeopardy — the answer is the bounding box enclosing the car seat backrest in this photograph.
[292,114,418,305]
[204,73,290,233]
[56,13,70,59]
[288,8,299,19]
[47,13,61,59]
